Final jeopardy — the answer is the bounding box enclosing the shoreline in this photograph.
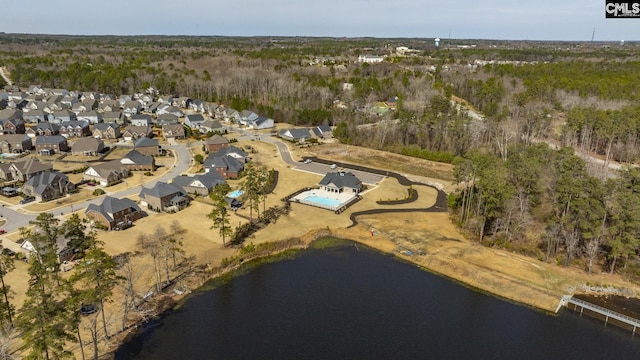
[109,226,640,357]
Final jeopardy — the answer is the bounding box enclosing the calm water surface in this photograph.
[116,243,640,359]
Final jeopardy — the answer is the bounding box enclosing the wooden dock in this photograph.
[558,295,640,335]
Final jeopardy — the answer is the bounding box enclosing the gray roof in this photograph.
[85,196,140,223]
[93,122,119,131]
[216,145,248,159]
[86,159,128,178]
[205,134,228,145]
[33,122,60,132]
[10,158,52,175]
[131,114,153,121]
[185,113,205,122]
[139,182,186,199]
[59,120,89,129]
[34,135,67,145]
[24,171,71,196]
[134,136,158,148]
[72,137,103,152]
[318,171,362,189]
[172,171,226,190]
[203,155,244,173]
[122,149,154,165]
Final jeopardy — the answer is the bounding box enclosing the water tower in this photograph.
[434,38,440,47]
[621,40,625,46]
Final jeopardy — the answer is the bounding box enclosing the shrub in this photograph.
[92,188,106,196]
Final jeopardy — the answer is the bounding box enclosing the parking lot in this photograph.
[295,160,385,185]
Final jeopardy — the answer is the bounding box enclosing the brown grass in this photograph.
[4,138,640,358]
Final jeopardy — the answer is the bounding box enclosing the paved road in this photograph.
[260,135,385,185]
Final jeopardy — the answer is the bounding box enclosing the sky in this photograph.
[2,0,637,41]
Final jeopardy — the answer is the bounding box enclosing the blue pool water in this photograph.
[305,195,342,207]
[227,189,244,198]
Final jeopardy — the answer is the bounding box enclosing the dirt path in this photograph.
[0,66,12,86]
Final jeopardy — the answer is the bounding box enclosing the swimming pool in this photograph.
[227,189,245,198]
[304,195,342,207]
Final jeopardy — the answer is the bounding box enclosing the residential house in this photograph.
[97,100,120,113]
[156,105,183,117]
[207,103,225,119]
[122,125,153,141]
[102,111,126,125]
[162,124,185,139]
[60,95,79,108]
[189,100,207,113]
[173,96,192,109]
[133,136,160,156]
[184,113,206,131]
[358,55,385,63]
[50,110,77,124]
[34,135,69,155]
[71,137,104,156]
[239,110,259,125]
[203,154,245,179]
[120,150,155,171]
[223,108,240,122]
[92,122,121,139]
[59,121,91,138]
[85,196,143,230]
[26,123,60,138]
[83,160,130,186]
[249,116,274,130]
[7,99,28,110]
[0,163,13,182]
[122,100,141,117]
[157,95,174,104]
[0,134,32,154]
[200,119,226,134]
[311,124,333,139]
[318,171,362,193]
[171,171,226,196]
[0,109,22,122]
[23,109,49,124]
[138,182,190,212]
[0,119,26,135]
[9,158,52,181]
[278,128,311,142]
[21,235,74,263]
[76,110,103,124]
[204,134,229,153]
[156,113,179,126]
[80,92,101,101]
[130,114,153,127]
[216,145,249,162]
[21,171,74,202]
[46,89,69,97]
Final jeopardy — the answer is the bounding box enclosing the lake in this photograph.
[116,241,640,359]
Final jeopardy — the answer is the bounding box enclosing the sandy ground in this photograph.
[4,137,640,358]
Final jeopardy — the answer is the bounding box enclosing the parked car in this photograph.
[0,229,5,235]
[303,159,312,164]
[1,248,15,257]
[19,196,35,205]
[80,304,98,315]
[330,164,337,169]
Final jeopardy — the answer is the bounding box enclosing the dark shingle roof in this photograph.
[318,171,362,189]
[85,196,141,223]
[139,182,185,199]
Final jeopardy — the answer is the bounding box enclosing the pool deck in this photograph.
[291,190,357,211]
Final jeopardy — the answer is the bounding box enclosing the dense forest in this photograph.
[3,34,640,280]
